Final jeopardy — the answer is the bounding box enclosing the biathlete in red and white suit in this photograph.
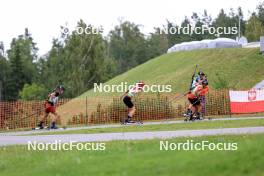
[36,85,65,129]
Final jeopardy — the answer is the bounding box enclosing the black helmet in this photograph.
[59,85,65,91]
[57,85,65,91]
[199,71,205,76]
[202,80,208,86]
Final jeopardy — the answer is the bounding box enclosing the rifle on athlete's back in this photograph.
[170,65,198,103]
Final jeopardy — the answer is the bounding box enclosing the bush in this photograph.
[19,83,47,100]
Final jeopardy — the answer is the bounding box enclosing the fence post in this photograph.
[86,96,88,125]
[227,89,232,118]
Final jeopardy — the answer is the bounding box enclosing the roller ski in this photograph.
[183,110,203,121]
[183,109,193,121]
[121,121,143,125]
[32,126,66,130]
[33,121,66,130]
[47,122,67,130]
[120,117,143,125]
[32,121,47,130]
[32,126,48,130]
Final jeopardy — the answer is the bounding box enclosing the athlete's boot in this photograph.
[196,112,202,120]
[184,109,192,121]
[125,117,135,123]
[35,121,44,130]
[183,109,192,117]
[189,113,195,121]
[50,122,58,129]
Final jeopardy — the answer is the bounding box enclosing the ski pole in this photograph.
[189,64,198,91]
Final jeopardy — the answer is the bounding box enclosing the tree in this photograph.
[146,28,168,58]
[0,47,10,100]
[39,39,65,93]
[5,44,25,100]
[165,12,215,48]
[108,21,147,73]
[245,13,264,42]
[212,8,245,39]
[257,2,264,25]
[166,18,194,47]
[5,29,39,100]
[0,42,4,56]
[19,83,46,100]
[191,12,205,41]
[40,20,115,97]
[237,7,246,36]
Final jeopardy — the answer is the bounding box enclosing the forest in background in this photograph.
[0,3,264,101]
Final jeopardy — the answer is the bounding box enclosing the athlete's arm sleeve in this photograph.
[200,86,209,96]
[53,97,59,106]
[195,85,203,96]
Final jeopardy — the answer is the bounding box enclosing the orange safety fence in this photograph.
[0,89,263,130]
[0,99,69,130]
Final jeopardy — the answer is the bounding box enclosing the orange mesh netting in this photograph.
[1,90,263,130]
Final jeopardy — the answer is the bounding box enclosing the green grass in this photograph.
[80,48,264,97]
[57,48,264,122]
[1,134,264,176]
[34,118,264,135]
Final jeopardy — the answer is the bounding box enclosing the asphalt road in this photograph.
[1,116,264,136]
[1,126,264,146]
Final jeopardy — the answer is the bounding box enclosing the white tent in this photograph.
[167,38,240,53]
[253,80,264,89]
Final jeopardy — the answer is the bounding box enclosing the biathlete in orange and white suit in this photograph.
[186,80,209,121]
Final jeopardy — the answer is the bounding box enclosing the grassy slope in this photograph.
[81,48,264,97]
[1,134,264,176]
[57,48,264,123]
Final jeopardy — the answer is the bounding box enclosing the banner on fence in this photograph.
[229,89,264,113]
